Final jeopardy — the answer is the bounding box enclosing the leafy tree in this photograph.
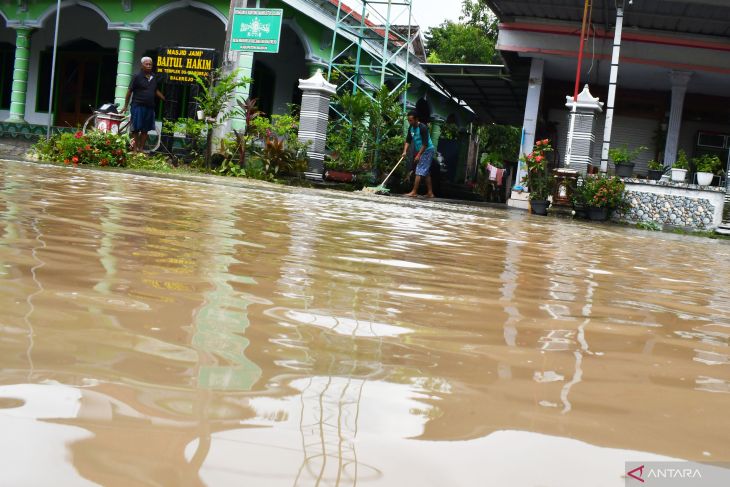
[460,0,499,38]
[425,1,500,64]
[425,21,495,64]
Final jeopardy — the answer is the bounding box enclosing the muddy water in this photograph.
[1,159,729,486]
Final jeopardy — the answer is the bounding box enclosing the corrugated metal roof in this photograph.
[422,63,530,125]
[486,0,730,38]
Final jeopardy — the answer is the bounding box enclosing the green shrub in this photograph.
[126,153,174,172]
[33,130,129,167]
[673,150,689,169]
[694,154,722,173]
[647,159,663,171]
[582,175,626,209]
[327,85,407,174]
[609,145,647,166]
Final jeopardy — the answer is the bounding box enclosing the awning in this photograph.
[421,62,529,126]
[485,0,730,38]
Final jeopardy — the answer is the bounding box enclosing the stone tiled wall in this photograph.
[613,179,726,230]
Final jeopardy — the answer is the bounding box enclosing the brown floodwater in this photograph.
[1,159,729,486]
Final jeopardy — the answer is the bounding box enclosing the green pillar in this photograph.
[230,51,254,131]
[114,30,137,107]
[7,27,33,123]
[430,120,443,150]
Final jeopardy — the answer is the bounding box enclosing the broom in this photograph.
[360,156,405,195]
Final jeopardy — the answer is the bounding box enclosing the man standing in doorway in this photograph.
[403,111,435,198]
[121,57,165,153]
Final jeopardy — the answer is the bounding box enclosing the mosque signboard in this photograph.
[156,47,217,85]
[230,8,284,54]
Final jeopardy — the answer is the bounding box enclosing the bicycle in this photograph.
[82,105,162,153]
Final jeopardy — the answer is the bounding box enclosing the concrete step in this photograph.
[716,224,730,235]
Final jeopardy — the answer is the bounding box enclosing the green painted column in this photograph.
[114,30,138,107]
[7,27,33,123]
[230,51,254,131]
[430,120,443,150]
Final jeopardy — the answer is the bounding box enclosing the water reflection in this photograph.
[1,160,730,485]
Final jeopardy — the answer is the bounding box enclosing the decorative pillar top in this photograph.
[565,84,604,112]
[10,25,34,33]
[670,71,692,89]
[298,69,336,96]
[108,27,141,34]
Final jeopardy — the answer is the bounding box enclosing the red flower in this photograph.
[100,159,108,166]
[85,145,91,151]
[535,140,542,147]
[74,131,83,139]
[542,139,550,145]
[536,155,544,162]
[63,159,69,165]
[72,156,79,163]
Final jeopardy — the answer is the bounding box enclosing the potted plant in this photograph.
[571,178,590,218]
[671,150,689,182]
[609,145,646,178]
[525,139,554,216]
[647,159,664,181]
[694,154,722,186]
[582,175,626,221]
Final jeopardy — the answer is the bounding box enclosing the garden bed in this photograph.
[613,178,726,230]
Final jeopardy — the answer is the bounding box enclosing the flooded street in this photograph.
[1,159,730,486]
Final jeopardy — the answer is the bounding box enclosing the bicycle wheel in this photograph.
[121,118,161,154]
[144,121,163,153]
[81,114,96,135]
[118,116,131,137]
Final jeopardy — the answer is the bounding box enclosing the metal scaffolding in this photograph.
[326,0,415,104]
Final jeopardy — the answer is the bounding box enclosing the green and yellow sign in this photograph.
[231,8,283,53]
[156,47,217,85]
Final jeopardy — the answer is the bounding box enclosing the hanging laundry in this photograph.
[496,168,505,186]
[487,164,498,181]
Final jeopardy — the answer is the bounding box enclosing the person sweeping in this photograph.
[402,111,435,198]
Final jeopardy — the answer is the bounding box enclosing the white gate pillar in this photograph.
[564,85,604,175]
[662,71,692,168]
[508,58,544,210]
[298,69,336,180]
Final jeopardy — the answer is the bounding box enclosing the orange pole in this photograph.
[573,0,592,100]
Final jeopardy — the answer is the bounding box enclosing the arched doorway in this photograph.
[53,39,116,126]
[250,24,308,116]
[29,5,116,126]
[0,19,16,118]
[136,7,226,121]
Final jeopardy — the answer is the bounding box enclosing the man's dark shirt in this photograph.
[405,123,430,149]
[129,72,158,107]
